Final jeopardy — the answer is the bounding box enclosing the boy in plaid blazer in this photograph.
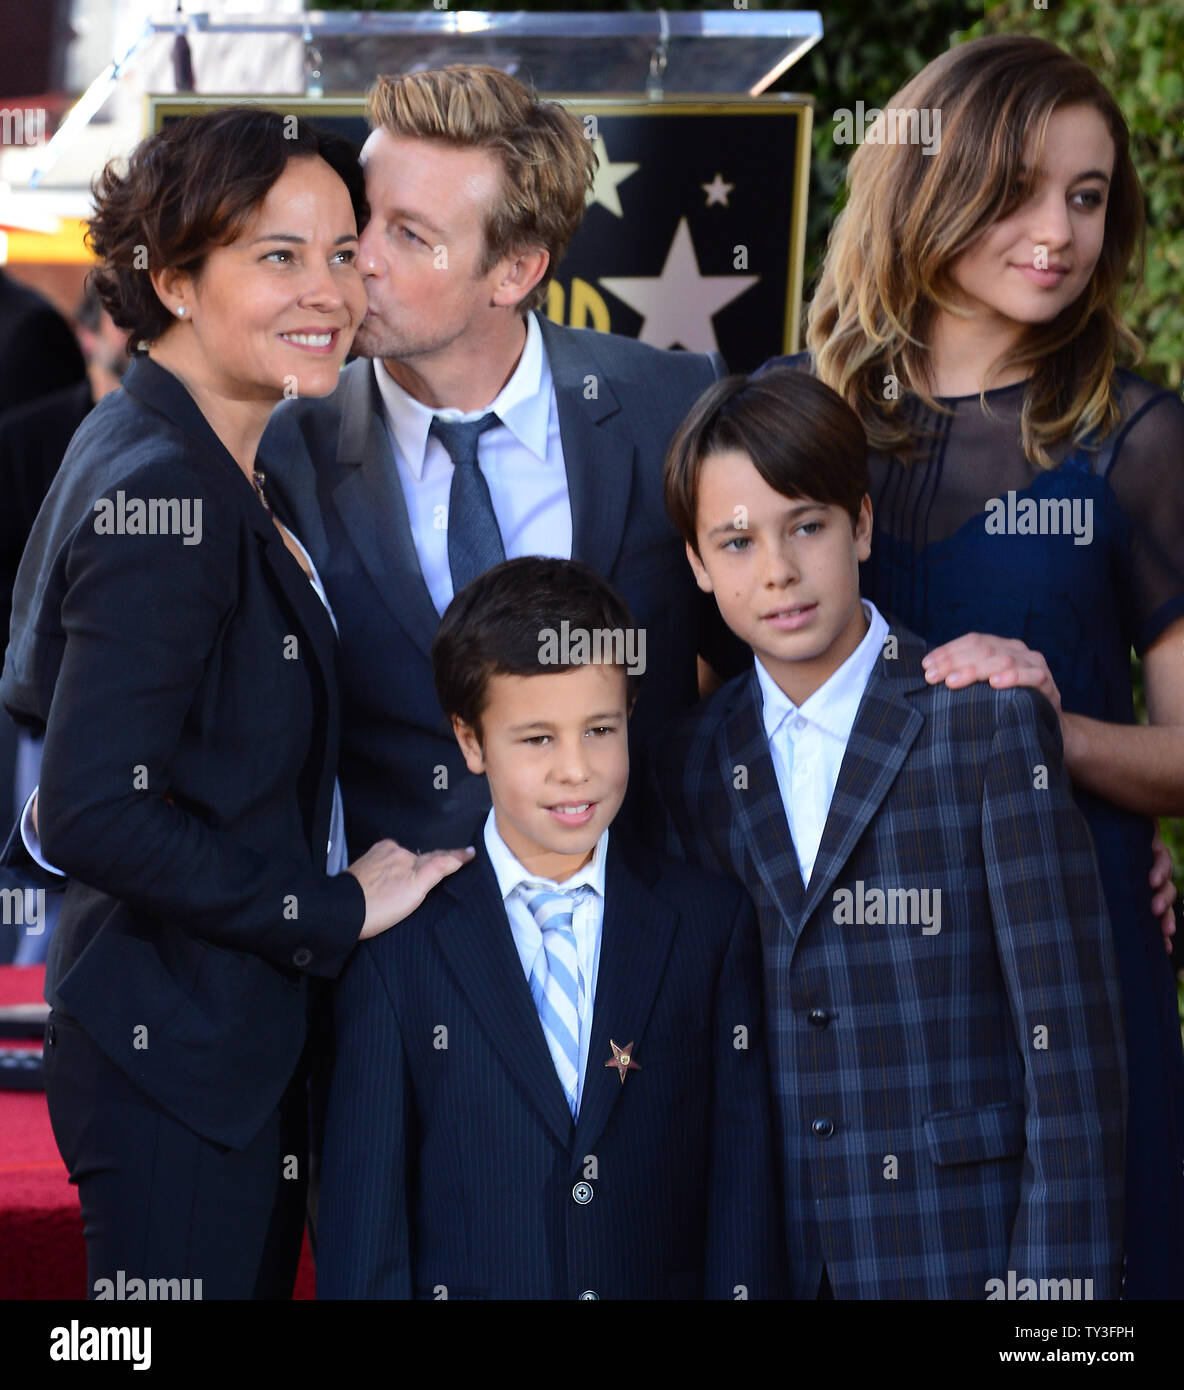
[647,368,1127,1299]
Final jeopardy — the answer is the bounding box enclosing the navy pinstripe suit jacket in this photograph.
[647,624,1127,1299]
[317,830,785,1300]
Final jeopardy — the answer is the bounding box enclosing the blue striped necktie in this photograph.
[518,883,594,1118]
[429,411,504,594]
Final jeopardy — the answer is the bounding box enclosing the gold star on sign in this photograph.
[605,1039,641,1084]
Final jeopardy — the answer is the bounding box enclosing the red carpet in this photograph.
[0,965,316,1299]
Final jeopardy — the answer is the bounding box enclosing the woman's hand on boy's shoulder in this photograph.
[921,632,1062,717]
[347,840,475,940]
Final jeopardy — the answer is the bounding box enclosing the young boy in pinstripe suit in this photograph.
[317,557,785,1299]
[648,367,1127,1300]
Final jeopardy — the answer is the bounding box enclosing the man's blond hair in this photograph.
[368,65,596,315]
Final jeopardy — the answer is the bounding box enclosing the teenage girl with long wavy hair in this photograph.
[767,33,1184,1298]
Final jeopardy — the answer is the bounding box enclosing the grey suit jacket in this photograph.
[259,313,740,852]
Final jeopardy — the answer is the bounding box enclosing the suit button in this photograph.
[572,1181,593,1205]
[293,947,313,968]
[578,1290,599,1300]
[812,1117,834,1139]
[46,1023,56,1047]
[807,1007,830,1028]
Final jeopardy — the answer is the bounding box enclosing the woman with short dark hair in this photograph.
[1,106,471,1299]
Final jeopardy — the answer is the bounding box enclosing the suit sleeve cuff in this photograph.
[290,866,367,979]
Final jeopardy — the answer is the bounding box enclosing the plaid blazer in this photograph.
[647,624,1127,1299]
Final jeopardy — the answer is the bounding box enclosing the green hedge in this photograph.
[797,1,1183,989]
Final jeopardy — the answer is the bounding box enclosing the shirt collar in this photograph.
[755,600,889,744]
[372,310,551,479]
[483,806,608,903]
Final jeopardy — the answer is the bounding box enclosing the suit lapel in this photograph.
[796,629,928,927]
[330,323,640,646]
[538,314,634,578]
[330,361,440,659]
[252,519,342,846]
[254,519,339,670]
[126,356,344,848]
[434,833,683,1157]
[432,843,575,1148]
[720,670,807,934]
[572,837,681,1161]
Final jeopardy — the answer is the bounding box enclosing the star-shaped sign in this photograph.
[701,172,734,208]
[586,136,640,219]
[599,218,758,354]
[604,1038,641,1084]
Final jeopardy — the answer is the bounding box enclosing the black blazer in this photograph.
[0,270,86,417]
[317,828,785,1300]
[0,355,365,1149]
[259,314,747,854]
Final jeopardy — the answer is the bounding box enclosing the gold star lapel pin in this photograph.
[605,1039,641,1085]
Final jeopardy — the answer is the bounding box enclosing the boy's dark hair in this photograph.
[664,367,869,554]
[87,106,368,351]
[432,557,641,741]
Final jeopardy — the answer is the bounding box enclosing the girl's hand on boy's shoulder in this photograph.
[921,632,1062,717]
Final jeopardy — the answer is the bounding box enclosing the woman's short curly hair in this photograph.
[87,105,368,350]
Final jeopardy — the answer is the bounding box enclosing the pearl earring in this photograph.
[176,306,187,318]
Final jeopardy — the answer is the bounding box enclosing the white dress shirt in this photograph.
[483,807,607,1113]
[754,600,889,887]
[372,311,572,614]
[21,529,350,878]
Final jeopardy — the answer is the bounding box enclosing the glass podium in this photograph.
[139,11,822,366]
[127,10,822,100]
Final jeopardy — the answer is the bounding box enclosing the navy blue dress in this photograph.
[764,355,1184,1298]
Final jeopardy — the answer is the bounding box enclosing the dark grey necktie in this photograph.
[430,411,504,594]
